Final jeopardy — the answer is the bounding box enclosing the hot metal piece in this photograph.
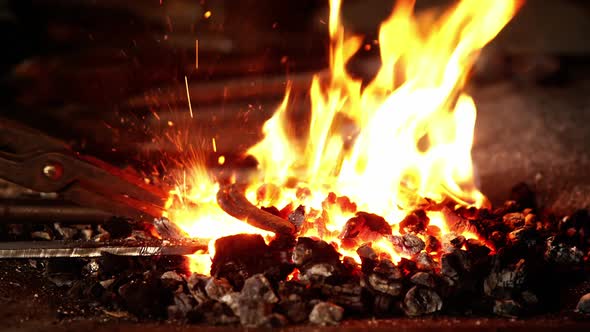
[0,118,169,221]
[0,239,207,258]
[217,184,296,235]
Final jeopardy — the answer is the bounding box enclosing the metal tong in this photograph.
[0,118,169,221]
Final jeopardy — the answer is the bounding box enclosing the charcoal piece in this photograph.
[102,218,133,239]
[399,210,429,234]
[490,230,506,247]
[198,300,240,326]
[425,235,442,253]
[268,234,297,275]
[211,234,280,289]
[484,259,527,298]
[456,206,480,220]
[465,239,492,258]
[427,225,442,237]
[186,273,210,304]
[321,283,363,312]
[279,294,310,324]
[167,293,199,322]
[398,258,418,276]
[508,227,539,248]
[340,212,392,249]
[277,279,311,299]
[544,236,584,265]
[292,237,341,268]
[403,286,442,316]
[80,228,93,240]
[323,192,357,214]
[365,273,403,296]
[411,272,436,288]
[524,213,537,227]
[493,299,521,318]
[415,252,436,271]
[503,213,525,228]
[442,207,478,235]
[374,259,403,280]
[357,244,378,273]
[241,274,279,304]
[441,249,472,284]
[205,278,233,301]
[161,271,184,282]
[301,263,335,283]
[31,231,51,240]
[118,277,172,318]
[288,205,306,231]
[235,297,274,327]
[230,275,283,327]
[93,226,110,242]
[450,235,466,249]
[391,234,425,257]
[218,290,240,311]
[576,293,590,314]
[53,223,79,240]
[161,270,184,289]
[309,302,344,326]
[509,182,536,209]
[342,256,361,278]
[442,233,458,253]
[494,200,520,216]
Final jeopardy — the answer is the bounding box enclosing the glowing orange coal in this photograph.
[166,0,523,274]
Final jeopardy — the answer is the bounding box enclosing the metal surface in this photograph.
[0,239,207,258]
[0,118,170,221]
[0,199,113,223]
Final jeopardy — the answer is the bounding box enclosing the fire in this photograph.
[165,163,272,274]
[166,0,522,273]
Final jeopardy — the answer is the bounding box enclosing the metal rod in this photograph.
[0,239,208,258]
[0,200,113,223]
[217,184,296,235]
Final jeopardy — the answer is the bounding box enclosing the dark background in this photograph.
[0,0,589,212]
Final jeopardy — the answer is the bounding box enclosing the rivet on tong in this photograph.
[42,162,64,180]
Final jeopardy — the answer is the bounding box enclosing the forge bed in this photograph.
[2,73,590,331]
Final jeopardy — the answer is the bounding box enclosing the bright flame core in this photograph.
[167,0,522,274]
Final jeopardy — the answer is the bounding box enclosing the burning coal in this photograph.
[165,0,523,274]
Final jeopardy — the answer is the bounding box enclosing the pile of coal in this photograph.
[33,183,590,326]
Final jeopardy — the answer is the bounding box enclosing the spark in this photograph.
[195,40,199,69]
[204,11,212,19]
[185,76,194,118]
[212,138,217,152]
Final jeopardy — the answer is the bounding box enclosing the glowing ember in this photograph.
[166,0,522,274]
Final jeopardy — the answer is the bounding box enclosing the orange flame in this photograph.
[167,0,522,273]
